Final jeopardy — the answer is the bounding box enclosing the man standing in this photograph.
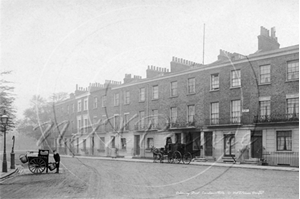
[53,150,60,173]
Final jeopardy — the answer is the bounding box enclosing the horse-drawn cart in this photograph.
[151,143,192,164]
[19,149,56,174]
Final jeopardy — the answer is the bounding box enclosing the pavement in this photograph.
[1,154,298,181]
[0,160,22,181]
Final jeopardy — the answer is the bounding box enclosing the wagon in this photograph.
[19,149,56,174]
[151,143,193,164]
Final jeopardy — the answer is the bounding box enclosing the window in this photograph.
[67,105,69,114]
[170,107,177,123]
[124,91,130,104]
[94,97,98,109]
[102,96,106,107]
[147,138,153,149]
[211,102,219,125]
[124,113,129,130]
[287,60,299,80]
[211,74,219,90]
[77,100,82,112]
[152,85,158,99]
[121,138,126,149]
[277,131,292,151]
[170,81,178,96]
[187,78,195,94]
[231,70,241,87]
[114,115,119,129]
[114,93,119,106]
[77,119,81,131]
[83,98,88,111]
[84,118,88,134]
[259,100,270,119]
[139,88,145,102]
[99,137,105,151]
[72,104,75,113]
[231,100,241,123]
[187,105,195,123]
[287,98,299,118]
[260,65,271,84]
[139,111,145,129]
[152,109,158,127]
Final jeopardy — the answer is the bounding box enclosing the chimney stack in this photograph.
[258,26,280,52]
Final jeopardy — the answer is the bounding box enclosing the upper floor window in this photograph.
[124,91,130,105]
[139,88,145,102]
[211,74,219,90]
[187,105,195,123]
[114,93,119,106]
[187,78,195,94]
[152,85,158,99]
[83,98,88,111]
[231,100,241,123]
[77,100,82,112]
[287,98,299,118]
[170,107,177,123]
[259,100,270,119]
[170,81,178,97]
[72,104,75,113]
[260,65,271,84]
[102,96,106,107]
[114,115,119,129]
[152,109,158,127]
[124,113,129,130]
[139,111,145,128]
[211,102,219,125]
[287,60,299,80]
[231,70,241,87]
[93,97,98,109]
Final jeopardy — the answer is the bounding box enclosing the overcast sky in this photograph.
[1,0,299,119]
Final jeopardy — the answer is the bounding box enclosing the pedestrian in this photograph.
[53,150,60,173]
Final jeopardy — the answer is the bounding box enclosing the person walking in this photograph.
[53,150,60,173]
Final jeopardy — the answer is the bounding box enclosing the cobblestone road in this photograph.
[1,156,299,199]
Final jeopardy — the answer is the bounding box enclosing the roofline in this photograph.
[112,44,299,90]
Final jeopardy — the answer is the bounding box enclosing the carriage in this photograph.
[19,149,57,174]
[151,142,193,164]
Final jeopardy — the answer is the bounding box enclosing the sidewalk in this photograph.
[0,160,21,181]
[61,155,299,172]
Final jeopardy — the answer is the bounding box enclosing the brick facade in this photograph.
[51,27,299,166]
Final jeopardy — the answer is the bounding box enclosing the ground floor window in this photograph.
[83,139,86,151]
[277,131,292,151]
[121,138,126,149]
[147,138,154,149]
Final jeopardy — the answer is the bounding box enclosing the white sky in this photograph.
[1,0,299,119]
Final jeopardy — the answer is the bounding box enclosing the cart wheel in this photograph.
[173,151,182,164]
[28,158,46,174]
[153,153,162,163]
[183,152,192,164]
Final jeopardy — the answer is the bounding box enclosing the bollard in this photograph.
[10,153,15,169]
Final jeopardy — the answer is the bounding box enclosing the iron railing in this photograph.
[205,117,242,126]
[262,151,299,167]
[254,113,299,123]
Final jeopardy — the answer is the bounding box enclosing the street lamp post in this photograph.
[1,112,9,172]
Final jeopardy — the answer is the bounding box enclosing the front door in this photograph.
[134,135,140,156]
[224,134,235,157]
[204,132,213,156]
[251,131,262,158]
